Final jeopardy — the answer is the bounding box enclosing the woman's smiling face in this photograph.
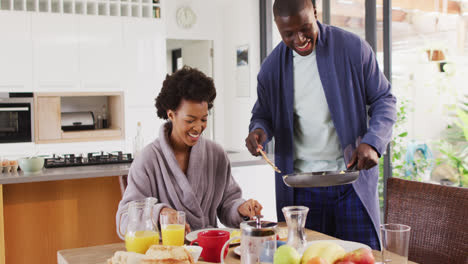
[274,1,319,57]
[168,99,208,147]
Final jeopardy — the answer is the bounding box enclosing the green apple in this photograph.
[274,245,301,264]
[301,241,346,264]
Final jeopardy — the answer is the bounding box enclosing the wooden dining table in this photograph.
[57,225,417,264]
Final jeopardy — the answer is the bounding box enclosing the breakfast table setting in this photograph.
[58,155,416,264]
[57,221,417,264]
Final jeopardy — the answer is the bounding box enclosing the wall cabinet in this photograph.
[32,13,80,91]
[0,12,32,92]
[35,96,61,141]
[34,92,125,144]
[79,17,123,91]
[123,19,166,107]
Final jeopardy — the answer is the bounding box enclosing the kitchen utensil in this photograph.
[282,206,308,252]
[61,112,95,131]
[118,197,160,254]
[258,149,281,173]
[221,215,278,264]
[190,230,230,263]
[282,168,359,188]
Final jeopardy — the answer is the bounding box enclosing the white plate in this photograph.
[185,227,237,242]
[300,240,371,254]
[234,240,370,257]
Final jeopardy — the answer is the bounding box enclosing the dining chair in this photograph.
[118,175,128,196]
[385,177,468,264]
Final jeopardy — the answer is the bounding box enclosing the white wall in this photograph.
[165,39,215,140]
[164,0,226,146]
[221,0,261,150]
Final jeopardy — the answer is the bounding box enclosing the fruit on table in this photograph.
[334,261,355,264]
[306,256,329,264]
[274,245,301,264]
[334,248,375,264]
[301,241,345,264]
[230,230,241,243]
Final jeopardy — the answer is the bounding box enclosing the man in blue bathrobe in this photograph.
[245,0,396,249]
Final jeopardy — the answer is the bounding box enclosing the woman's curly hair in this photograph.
[155,66,216,120]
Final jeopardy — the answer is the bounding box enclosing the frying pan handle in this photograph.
[347,162,358,171]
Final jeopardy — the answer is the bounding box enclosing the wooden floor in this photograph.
[1,176,122,264]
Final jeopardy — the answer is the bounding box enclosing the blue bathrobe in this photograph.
[249,22,397,237]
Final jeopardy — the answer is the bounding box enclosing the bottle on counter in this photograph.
[133,122,144,158]
[102,105,108,129]
[96,115,103,129]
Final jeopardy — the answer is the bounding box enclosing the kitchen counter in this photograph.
[0,151,270,185]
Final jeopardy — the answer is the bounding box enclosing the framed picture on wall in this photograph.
[236,45,250,97]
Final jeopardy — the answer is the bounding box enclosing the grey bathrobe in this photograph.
[116,122,245,239]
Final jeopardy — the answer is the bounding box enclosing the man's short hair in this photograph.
[273,0,315,17]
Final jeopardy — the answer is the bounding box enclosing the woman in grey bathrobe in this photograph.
[117,66,263,238]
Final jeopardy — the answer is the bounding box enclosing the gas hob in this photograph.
[44,151,133,168]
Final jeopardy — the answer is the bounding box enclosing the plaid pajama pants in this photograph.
[293,184,380,250]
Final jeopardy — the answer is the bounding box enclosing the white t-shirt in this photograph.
[293,50,345,172]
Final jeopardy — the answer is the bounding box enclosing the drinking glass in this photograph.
[160,211,186,246]
[380,223,411,264]
[282,206,309,252]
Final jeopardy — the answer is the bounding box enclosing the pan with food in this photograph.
[282,165,359,188]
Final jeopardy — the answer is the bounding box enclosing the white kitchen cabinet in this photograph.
[123,19,166,107]
[79,17,123,91]
[32,13,79,92]
[231,165,277,222]
[0,11,32,92]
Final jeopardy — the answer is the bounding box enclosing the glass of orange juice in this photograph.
[160,211,185,246]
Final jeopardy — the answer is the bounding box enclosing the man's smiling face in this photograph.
[274,1,319,56]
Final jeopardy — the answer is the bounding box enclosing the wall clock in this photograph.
[176,6,197,29]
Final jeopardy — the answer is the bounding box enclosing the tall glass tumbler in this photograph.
[160,211,186,246]
[380,223,411,264]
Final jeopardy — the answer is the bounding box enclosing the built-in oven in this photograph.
[0,93,34,143]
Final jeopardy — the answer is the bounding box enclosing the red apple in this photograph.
[334,248,375,264]
[306,256,329,264]
[334,261,355,264]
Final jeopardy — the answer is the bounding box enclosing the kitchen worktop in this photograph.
[0,151,271,185]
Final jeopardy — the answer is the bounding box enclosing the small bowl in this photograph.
[183,245,203,262]
[18,157,45,174]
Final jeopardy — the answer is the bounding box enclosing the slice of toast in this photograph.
[107,245,194,264]
[107,251,154,264]
[145,245,194,264]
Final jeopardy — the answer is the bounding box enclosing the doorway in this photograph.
[166,39,215,141]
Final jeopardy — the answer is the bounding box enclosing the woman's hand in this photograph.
[160,208,191,234]
[238,199,263,219]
